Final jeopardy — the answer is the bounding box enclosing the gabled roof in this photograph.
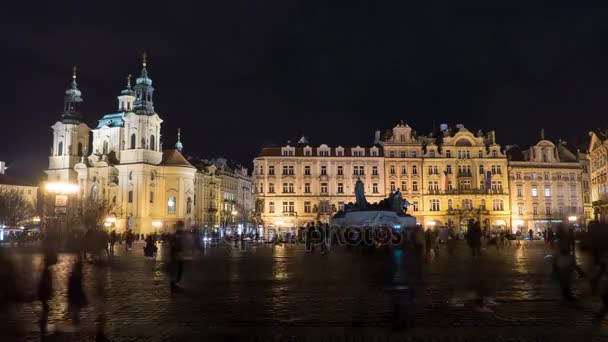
[0,174,37,187]
[160,150,194,168]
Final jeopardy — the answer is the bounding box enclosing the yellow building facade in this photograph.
[508,139,586,233]
[416,127,511,231]
[588,130,608,222]
[253,123,593,236]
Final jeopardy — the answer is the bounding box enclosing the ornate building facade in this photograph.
[253,141,385,237]
[45,56,249,234]
[508,138,587,232]
[254,122,591,236]
[415,126,510,231]
[588,130,608,222]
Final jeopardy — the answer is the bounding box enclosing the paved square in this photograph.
[2,240,608,341]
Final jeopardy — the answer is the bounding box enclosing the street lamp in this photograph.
[44,181,80,233]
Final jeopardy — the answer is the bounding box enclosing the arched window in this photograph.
[150,134,155,151]
[168,196,176,214]
[58,141,63,156]
[130,134,136,149]
[77,142,83,157]
[480,199,486,210]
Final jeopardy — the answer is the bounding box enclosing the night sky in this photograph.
[2,2,607,182]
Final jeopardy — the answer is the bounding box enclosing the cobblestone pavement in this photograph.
[2,240,608,341]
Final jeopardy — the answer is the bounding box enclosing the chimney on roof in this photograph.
[456,124,464,130]
[0,161,5,175]
[439,123,448,132]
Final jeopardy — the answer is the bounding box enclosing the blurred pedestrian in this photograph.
[413,225,425,259]
[109,230,117,256]
[67,259,88,326]
[168,221,185,292]
[37,258,53,334]
[467,220,482,258]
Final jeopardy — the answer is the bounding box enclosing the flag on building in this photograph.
[444,170,449,190]
[485,171,492,191]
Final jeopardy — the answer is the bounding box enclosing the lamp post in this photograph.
[44,182,80,233]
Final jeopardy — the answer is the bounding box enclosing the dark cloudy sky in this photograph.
[1,2,607,181]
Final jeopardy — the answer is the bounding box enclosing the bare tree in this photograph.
[0,187,34,226]
[78,197,121,229]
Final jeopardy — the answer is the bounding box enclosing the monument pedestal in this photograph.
[331,211,416,232]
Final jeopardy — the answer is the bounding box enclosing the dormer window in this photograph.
[351,147,365,157]
[317,144,330,157]
[281,146,295,156]
[370,147,379,157]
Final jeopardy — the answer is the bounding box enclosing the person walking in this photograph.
[528,229,534,242]
[168,221,185,292]
[67,259,88,326]
[37,258,53,334]
[547,227,554,247]
[413,225,425,259]
[109,230,117,256]
[447,226,456,255]
[467,220,482,258]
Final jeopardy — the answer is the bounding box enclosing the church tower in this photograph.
[46,67,91,183]
[120,53,163,165]
[118,74,136,112]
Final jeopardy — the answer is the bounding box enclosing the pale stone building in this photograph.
[45,57,231,234]
[508,138,586,232]
[192,158,253,233]
[253,139,385,238]
[192,163,222,230]
[380,122,424,220]
[253,123,593,235]
[588,130,608,222]
[0,161,38,213]
[417,125,511,231]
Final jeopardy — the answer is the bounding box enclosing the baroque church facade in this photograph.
[46,56,214,234]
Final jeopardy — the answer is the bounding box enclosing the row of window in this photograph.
[387,149,500,159]
[428,199,504,212]
[281,148,379,157]
[261,165,382,176]
[516,205,578,216]
[267,200,421,214]
[514,172,578,181]
[520,186,579,198]
[260,182,384,194]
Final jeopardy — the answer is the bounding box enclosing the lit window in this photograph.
[168,196,176,214]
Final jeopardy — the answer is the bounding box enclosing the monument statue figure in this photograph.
[354,177,367,209]
[392,189,403,213]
